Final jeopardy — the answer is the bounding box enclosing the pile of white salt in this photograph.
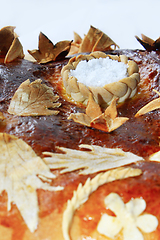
[70,57,128,87]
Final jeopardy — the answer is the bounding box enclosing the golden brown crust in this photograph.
[0,48,159,240]
[1,161,160,240]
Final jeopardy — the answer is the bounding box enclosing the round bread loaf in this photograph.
[0,48,159,240]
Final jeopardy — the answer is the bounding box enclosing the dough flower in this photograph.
[97,193,158,240]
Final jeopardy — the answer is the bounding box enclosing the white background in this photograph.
[1,0,160,54]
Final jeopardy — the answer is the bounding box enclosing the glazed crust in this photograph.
[0,49,160,240]
[0,162,160,240]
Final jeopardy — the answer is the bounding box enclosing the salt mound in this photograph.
[70,57,128,87]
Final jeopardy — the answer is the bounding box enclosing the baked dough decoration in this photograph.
[135,90,160,117]
[62,167,142,240]
[68,25,119,56]
[0,133,63,233]
[61,51,140,106]
[135,33,160,51]
[149,150,160,161]
[68,94,129,132]
[97,193,158,240]
[28,32,72,63]
[43,144,143,175]
[0,133,144,237]
[8,79,61,116]
[0,24,159,240]
[0,26,24,63]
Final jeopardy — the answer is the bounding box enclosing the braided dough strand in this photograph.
[61,52,140,106]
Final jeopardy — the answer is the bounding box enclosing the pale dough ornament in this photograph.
[0,133,63,232]
[8,79,61,116]
[97,193,158,240]
[0,26,24,63]
[62,167,142,240]
[135,90,160,117]
[68,25,119,55]
[43,144,143,175]
[68,94,129,132]
[28,32,72,64]
[61,51,140,106]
